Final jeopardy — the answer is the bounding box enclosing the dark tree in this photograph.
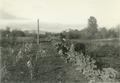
[87,16,98,38]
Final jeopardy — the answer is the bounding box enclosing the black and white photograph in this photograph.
[0,0,120,83]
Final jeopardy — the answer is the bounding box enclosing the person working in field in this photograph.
[59,33,86,55]
[56,33,86,63]
[59,33,66,43]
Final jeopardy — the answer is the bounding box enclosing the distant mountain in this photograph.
[0,21,86,33]
[27,30,46,34]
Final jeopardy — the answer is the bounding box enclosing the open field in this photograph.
[0,41,88,83]
[0,37,120,83]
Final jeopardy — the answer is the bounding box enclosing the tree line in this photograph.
[62,16,120,39]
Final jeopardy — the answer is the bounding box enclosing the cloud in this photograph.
[0,10,28,20]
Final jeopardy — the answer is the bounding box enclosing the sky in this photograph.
[0,0,120,32]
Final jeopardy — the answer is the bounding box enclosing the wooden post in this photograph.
[0,34,1,83]
[37,19,39,45]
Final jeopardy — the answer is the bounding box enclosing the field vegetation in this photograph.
[0,16,120,83]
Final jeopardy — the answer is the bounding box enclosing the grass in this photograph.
[1,38,120,83]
